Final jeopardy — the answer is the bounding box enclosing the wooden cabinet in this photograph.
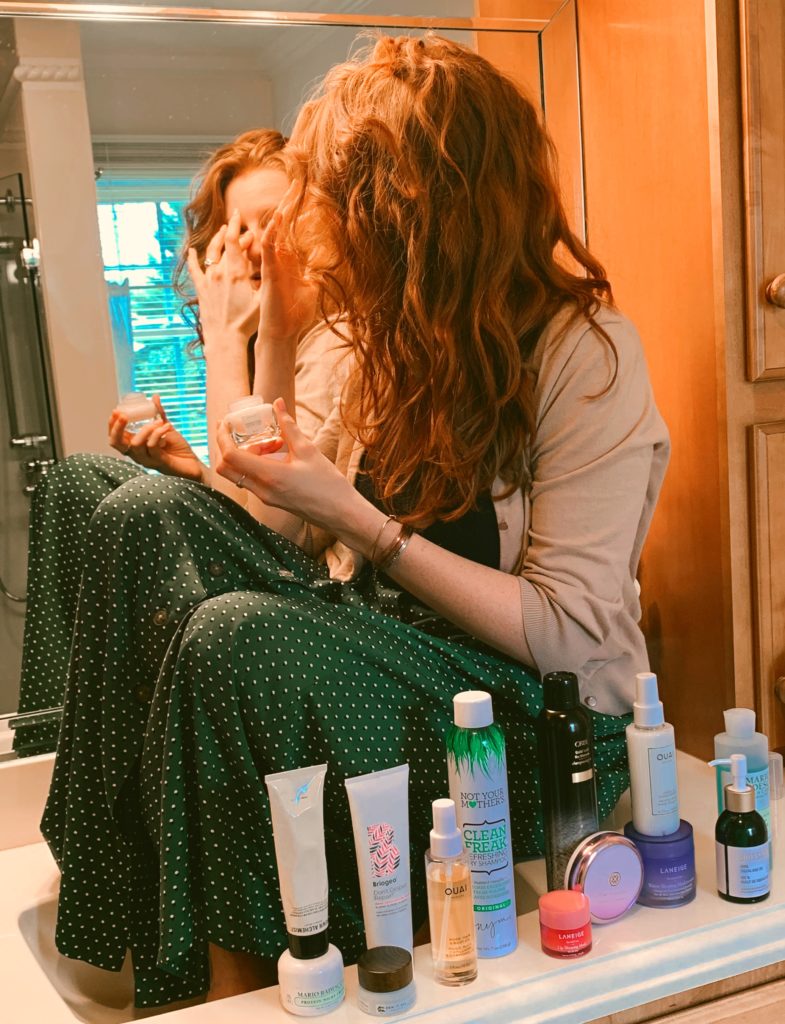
[740,0,785,750]
[575,0,785,756]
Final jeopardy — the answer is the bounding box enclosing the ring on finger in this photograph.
[122,444,131,455]
[204,257,216,267]
[236,474,247,489]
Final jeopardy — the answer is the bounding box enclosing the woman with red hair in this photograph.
[41,36,668,1005]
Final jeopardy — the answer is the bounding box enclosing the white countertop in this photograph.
[1,751,783,1024]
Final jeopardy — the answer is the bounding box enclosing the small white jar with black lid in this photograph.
[357,946,416,1017]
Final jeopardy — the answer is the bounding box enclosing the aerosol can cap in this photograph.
[453,691,493,729]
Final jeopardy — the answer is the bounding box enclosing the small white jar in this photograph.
[357,946,416,1017]
[224,395,281,450]
[278,943,345,1017]
[117,392,158,433]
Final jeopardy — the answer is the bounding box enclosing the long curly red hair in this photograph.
[289,34,614,527]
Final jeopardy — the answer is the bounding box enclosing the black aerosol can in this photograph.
[537,671,600,891]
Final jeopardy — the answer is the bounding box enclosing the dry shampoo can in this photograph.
[447,691,518,958]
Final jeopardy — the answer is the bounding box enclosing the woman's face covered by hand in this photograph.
[224,166,290,288]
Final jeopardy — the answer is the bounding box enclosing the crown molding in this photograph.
[13,58,82,83]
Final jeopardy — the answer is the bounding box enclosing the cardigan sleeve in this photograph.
[293,322,350,454]
[518,313,669,679]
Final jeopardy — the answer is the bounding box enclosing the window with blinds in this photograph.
[96,171,209,462]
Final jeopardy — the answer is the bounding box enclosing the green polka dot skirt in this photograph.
[26,455,631,1007]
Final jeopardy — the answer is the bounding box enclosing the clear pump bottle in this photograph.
[714,708,770,836]
[425,799,477,986]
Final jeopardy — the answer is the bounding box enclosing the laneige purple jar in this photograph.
[623,820,696,908]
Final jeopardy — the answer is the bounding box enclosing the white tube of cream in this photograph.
[265,764,329,944]
[345,763,413,951]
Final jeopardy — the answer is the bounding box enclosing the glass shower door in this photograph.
[0,172,58,735]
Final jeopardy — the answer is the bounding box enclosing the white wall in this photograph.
[85,62,274,138]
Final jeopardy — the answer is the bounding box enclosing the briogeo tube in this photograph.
[345,764,413,952]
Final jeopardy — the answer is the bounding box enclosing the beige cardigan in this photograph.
[290,307,670,716]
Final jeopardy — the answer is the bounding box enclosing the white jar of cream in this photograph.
[278,941,344,1017]
[224,395,281,450]
[117,392,158,433]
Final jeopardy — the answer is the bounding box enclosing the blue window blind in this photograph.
[96,172,209,462]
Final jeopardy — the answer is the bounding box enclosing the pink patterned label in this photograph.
[367,822,400,877]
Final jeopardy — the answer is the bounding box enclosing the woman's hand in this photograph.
[256,185,318,347]
[215,398,357,533]
[187,210,259,349]
[109,396,206,482]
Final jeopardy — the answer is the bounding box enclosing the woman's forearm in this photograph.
[205,333,251,504]
[244,333,307,539]
[252,332,297,413]
[338,490,535,665]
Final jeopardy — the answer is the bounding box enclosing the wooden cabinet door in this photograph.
[741,0,785,379]
[741,1,785,748]
[750,423,785,749]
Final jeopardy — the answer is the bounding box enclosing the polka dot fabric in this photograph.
[15,454,142,754]
[34,454,631,1007]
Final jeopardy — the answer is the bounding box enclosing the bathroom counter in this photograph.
[1,751,783,1023]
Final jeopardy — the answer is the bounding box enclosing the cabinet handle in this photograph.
[776,677,785,704]
[765,274,785,308]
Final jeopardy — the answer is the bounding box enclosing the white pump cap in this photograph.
[633,672,665,727]
[723,707,755,738]
[430,799,464,859]
[453,691,493,729]
[710,753,748,792]
[709,753,755,813]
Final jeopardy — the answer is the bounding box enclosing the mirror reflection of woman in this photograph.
[32,36,668,1009]
[106,129,341,516]
[16,130,346,744]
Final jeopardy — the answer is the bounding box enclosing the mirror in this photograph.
[0,1,580,756]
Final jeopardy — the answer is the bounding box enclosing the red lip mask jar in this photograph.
[538,890,592,959]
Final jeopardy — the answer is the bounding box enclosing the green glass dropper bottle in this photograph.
[708,753,769,904]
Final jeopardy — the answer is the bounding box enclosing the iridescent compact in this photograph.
[565,831,644,924]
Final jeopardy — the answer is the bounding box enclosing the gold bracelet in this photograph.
[374,521,404,567]
[369,515,397,564]
[376,524,414,572]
